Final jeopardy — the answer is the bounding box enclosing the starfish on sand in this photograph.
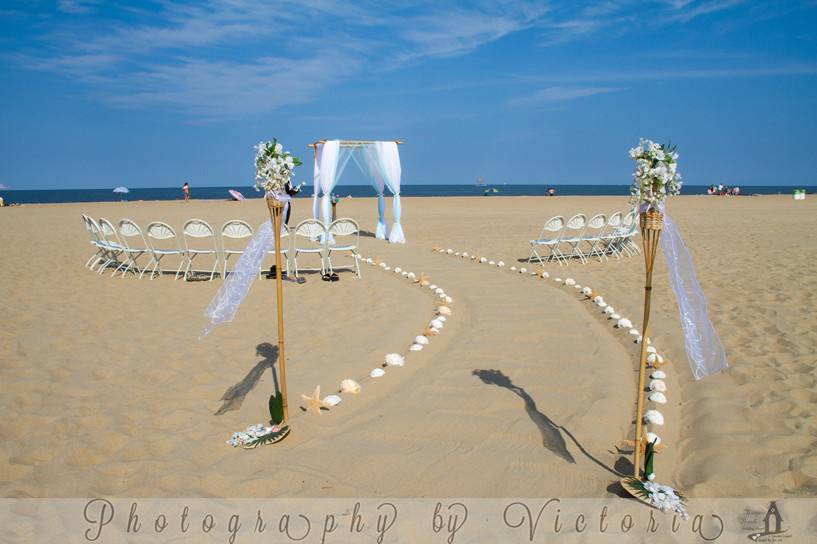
[301,386,328,416]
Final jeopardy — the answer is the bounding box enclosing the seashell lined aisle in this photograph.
[430,244,677,485]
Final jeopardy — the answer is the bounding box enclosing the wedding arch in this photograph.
[310,139,405,244]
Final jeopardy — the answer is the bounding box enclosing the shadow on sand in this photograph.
[473,369,624,477]
[215,343,280,415]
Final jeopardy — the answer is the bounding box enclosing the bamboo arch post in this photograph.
[631,208,664,478]
[266,197,289,423]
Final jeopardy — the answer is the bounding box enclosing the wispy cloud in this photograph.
[665,0,745,23]
[508,86,621,106]
[57,0,98,15]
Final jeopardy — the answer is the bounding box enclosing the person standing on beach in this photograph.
[182,182,190,202]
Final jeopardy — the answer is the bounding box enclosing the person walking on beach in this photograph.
[182,182,190,202]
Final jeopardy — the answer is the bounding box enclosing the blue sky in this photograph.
[1,0,816,189]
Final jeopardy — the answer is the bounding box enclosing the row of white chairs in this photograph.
[528,209,640,266]
[81,215,361,281]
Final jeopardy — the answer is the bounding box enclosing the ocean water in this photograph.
[0,184,813,205]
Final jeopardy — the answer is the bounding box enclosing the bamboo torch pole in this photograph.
[632,208,664,478]
[266,197,289,423]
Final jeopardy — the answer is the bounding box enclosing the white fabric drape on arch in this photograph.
[365,141,404,244]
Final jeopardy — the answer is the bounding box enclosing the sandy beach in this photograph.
[0,194,815,499]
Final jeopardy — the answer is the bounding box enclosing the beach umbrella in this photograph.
[228,189,245,201]
[113,186,130,194]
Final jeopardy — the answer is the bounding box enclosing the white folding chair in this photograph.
[97,217,125,275]
[558,214,588,265]
[327,218,361,277]
[145,221,185,280]
[220,220,254,279]
[292,219,327,277]
[581,213,607,263]
[183,219,219,281]
[616,209,640,257]
[260,224,291,279]
[528,215,566,266]
[598,211,624,259]
[81,214,107,270]
[114,219,151,278]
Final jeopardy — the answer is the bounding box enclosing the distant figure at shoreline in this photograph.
[546,187,556,197]
[182,182,190,202]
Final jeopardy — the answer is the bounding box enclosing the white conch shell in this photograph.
[647,346,657,354]
[603,306,615,315]
[520,267,527,273]
[617,318,633,329]
[582,287,593,296]
[647,353,657,364]
[394,267,402,273]
[444,296,453,304]
[437,306,452,316]
[384,266,391,271]
[648,392,667,404]
[479,257,487,263]
[650,370,667,379]
[574,284,582,289]
[429,284,437,290]
[414,335,429,345]
[428,327,440,335]
[462,252,469,257]
[541,271,550,278]
[407,272,416,280]
[610,313,621,320]
[454,252,460,256]
[365,258,373,264]
[385,353,405,367]
[340,379,361,394]
[446,249,453,254]
[564,278,575,286]
[649,380,667,392]
[409,343,423,352]
[488,260,495,265]
[555,277,562,283]
[497,261,505,267]
[644,410,664,425]
[402,271,408,276]
[435,288,445,295]
[429,319,444,329]
[370,368,386,378]
[598,302,608,309]
[628,328,640,336]
[379,262,387,268]
[323,394,342,407]
[510,266,518,271]
[646,432,661,445]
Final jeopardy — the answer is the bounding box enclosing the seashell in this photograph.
[655,354,664,364]
[574,284,582,290]
[649,392,667,404]
[429,284,437,290]
[650,370,666,380]
[414,335,429,345]
[437,315,447,322]
[366,258,373,264]
[646,346,657,354]
[643,410,664,425]
[340,379,361,394]
[429,319,444,329]
[435,288,445,295]
[488,260,495,265]
[610,313,621,320]
[384,266,391,271]
[603,306,615,315]
[454,252,460,256]
[385,353,405,367]
[617,318,633,329]
[409,343,423,352]
[541,271,550,278]
[437,306,452,316]
[323,394,342,407]
[420,280,430,287]
[510,266,518,272]
[471,255,477,260]
[479,257,487,263]
[446,249,453,254]
[530,271,538,276]
[444,296,453,304]
[394,267,402,273]
[407,272,416,280]
[628,328,640,336]
[565,278,575,286]
[649,380,667,392]
[370,368,386,378]
[424,328,439,336]
[647,353,657,364]
[462,252,469,258]
[582,287,593,296]
[379,262,387,268]
[497,261,505,267]
[598,303,608,310]
[646,432,661,445]
[402,271,408,276]
[636,336,642,344]
[520,267,527,273]
[555,277,562,283]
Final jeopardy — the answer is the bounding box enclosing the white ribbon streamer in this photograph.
[659,213,728,379]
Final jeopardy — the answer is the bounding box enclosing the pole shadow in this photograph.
[215,343,280,415]
[473,369,624,477]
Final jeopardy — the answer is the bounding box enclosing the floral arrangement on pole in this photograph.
[254,139,302,199]
[628,138,682,210]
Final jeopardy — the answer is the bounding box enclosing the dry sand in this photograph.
[0,194,815,498]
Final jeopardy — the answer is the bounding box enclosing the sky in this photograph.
[1,0,816,190]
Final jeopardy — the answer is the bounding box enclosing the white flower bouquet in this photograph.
[622,476,689,519]
[254,138,301,198]
[628,138,682,209]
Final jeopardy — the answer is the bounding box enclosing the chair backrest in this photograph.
[329,218,359,247]
[221,220,253,239]
[563,213,587,236]
[586,213,606,231]
[605,211,623,230]
[119,218,148,249]
[183,219,216,252]
[98,217,122,247]
[620,209,638,234]
[146,221,181,253]
[294,219,326,248]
